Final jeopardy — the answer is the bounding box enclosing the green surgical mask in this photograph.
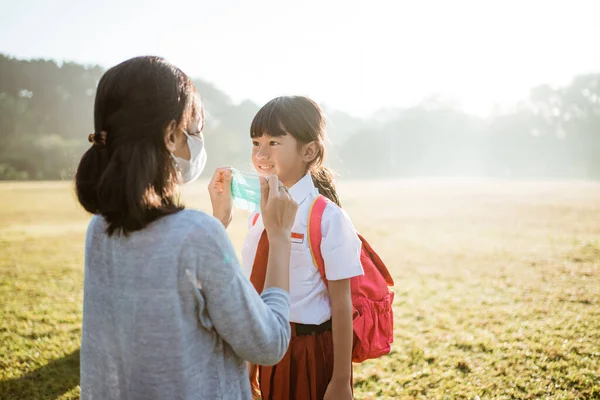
[230,168,261,212]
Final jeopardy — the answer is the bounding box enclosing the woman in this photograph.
[75,55,297,400]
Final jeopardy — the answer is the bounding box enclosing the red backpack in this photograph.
[308,195,395,363]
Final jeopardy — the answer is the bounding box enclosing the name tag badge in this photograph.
[291,232,305,244]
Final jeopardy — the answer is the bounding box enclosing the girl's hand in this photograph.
[247,362,261,399]
[324,378,353,400]
[260,175,298,239]
[208,167,233,228]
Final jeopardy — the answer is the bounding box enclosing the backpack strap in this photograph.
[307,195,329,287]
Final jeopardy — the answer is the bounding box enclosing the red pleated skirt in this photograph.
[251,322,346,400]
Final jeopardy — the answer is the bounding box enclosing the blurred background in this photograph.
[1,0,599,181]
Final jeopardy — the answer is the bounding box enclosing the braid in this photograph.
[310,166,341,207]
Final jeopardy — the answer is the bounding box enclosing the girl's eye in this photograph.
[269,141,279,146]
[252,141,259,146]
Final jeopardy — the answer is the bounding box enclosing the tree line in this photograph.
[0,53,598,180]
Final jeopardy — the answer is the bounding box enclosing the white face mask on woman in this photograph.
[172,130,207,184]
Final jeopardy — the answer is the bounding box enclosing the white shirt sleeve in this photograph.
[320,203,364,281]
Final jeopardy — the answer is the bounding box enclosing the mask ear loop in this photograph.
[181,130,196,160]
[170,153,183,181]
[173,129,193,171]
[168,127,189,174]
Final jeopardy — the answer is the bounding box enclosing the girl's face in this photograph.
[252,133,308,188]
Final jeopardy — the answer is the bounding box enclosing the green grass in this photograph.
[1,179,599,399]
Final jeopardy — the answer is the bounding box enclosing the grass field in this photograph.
[1,179,599,399]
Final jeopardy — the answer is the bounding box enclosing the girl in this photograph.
[244,96,363,400]
[76,56,298,400]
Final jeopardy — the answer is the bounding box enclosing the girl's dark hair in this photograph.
[75,56,202,235]
[250,96,340,206]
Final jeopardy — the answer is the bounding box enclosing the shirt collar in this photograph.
[288,173,316,205]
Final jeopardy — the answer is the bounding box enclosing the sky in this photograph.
[1,0,599,118]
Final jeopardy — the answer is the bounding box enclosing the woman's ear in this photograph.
[164,120,178,153]
[302,141,319,164]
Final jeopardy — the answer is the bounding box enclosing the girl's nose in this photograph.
[255,146,270,160]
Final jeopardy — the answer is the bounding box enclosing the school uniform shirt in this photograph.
[242,173,364,325]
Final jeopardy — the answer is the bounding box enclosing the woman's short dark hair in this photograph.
[75,56,202,235]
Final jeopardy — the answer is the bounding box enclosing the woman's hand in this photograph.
[261,175,297,293]
[208,167,233,228]
[260,175,298,239]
